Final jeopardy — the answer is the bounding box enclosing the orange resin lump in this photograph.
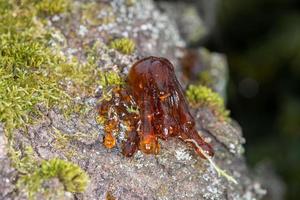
[98,57,214,158]
[128,57,214,158]
[104,132,116,149]
[98,86,140,156]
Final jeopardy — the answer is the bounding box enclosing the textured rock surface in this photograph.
[157,0,220,44]
[157,2,207,44]
[0,125,17,200]
[0,0,267,199]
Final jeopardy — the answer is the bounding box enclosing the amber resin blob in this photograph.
[98,57,214,158]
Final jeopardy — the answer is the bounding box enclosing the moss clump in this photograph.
[10,147,89,198]
[0,7,68,135]
[97,71,124,105]
[0,0,100,135]
[0,33,70,134]
[98,71,124,102]
[186,85,230,121]
[20,158,89,197]
[36,0,71,15]
[40,158,89,193]
[109,38,135,54]
[99,71,124,88]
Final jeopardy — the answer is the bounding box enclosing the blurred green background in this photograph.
[208,0,300,199]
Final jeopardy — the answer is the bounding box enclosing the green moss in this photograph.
[57,59,100,93]
[81,2,115,26]
[51,128,76,159]
[40,158,89,193]
[0,0,100,135]
[36,0,71,15]
[86,40,102,65]
[9,146,43,198]
[98,71,124,102]
[186,85,230,121]
[0,0,71,19]
[0,30,67,136]
[86,41,124,89]
[126,106,139,114]
[99,71,124,88]
[0,6,37,35]
[20,158,89,197]
[0,33,70,135]
[50,127,98,160]
[10,146,89,198]
[10,146,38,174]
[109,38,135,54]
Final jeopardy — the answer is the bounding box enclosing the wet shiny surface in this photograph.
[99,57,214,158]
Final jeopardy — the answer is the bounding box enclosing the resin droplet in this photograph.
[104,132,116,149]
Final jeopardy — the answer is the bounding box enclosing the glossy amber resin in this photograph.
[98,57,214,158]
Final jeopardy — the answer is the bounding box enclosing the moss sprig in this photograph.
[185,139,238,184]
[36,0,71,15]
[186,85,230,121]
[109,38,135,54]
[99,71,124,88]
